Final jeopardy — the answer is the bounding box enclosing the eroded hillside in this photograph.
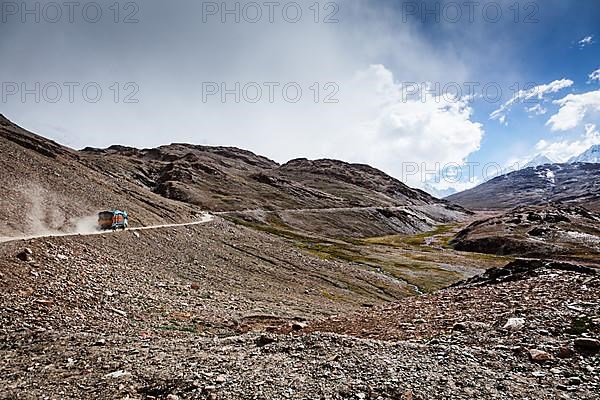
[447,164,600,211]
[1,114,466,239]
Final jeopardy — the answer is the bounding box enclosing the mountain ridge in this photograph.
[0,114,465,238]
[447,162,600,211]
[569,144,600,163]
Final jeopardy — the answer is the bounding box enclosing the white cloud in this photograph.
[579,35,594,48]
[546,90,600,131]
[490,79,573,124]
[535,124,600,162]
[340,65,484,188]
[589,68,600,83]
[424,175,482,198]
[526,104,547,116]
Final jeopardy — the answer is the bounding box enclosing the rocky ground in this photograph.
[1,219,598,399]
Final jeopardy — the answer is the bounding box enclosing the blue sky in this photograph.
[1,0,599,195]
[376,0,600,192]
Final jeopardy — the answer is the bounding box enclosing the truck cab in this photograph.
[98,210,129,230]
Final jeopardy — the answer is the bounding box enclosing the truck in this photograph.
[98,210,129,231]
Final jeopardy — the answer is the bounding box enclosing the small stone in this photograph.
[215,375,226,384]
[557,346,574,359]
[568,377,582,386]
[166,395,179,400]
[132,231,140,238]
[528,349,553,363]
[104,370,130,379]
[452,321,489,332]
[110,308,127,318]
[557,385,578,392]
[452,322,467,331]
[550,368,562,375]
[16,249,33,262]
[574,337,600,352]
[503,318,525,332]
[291,321,308,331]
[256,335,276,347]
[191,282,200,290]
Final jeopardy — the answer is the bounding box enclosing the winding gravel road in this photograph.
[0,212,214,244]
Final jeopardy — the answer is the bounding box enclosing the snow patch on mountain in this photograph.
[569,144,600,164]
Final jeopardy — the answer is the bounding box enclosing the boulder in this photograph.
[528,349,554,362]
[574,337,600,353]
[503,318,525,332]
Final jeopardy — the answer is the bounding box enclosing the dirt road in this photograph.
[0,212,214,244]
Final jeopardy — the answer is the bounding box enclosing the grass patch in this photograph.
[363,224,457,249]
[225,217,494,294]
[377,260,463,293]
[568,316,599,335]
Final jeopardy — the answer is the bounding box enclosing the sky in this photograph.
[1,0,599,196]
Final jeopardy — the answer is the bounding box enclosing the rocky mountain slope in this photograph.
[0,115,203,238]
[2,227,597,398]
[79,144,437,212]
[450,204,600,263]
[447,163,600,211]
[0,114,465,239]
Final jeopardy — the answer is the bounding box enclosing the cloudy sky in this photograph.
[1,0,599,194]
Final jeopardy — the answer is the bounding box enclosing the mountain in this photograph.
[522,154,555,169]
[0,115,202,238]
[0,114,466,238]
[446,163,600,211]
[450,204,600,263]
[423,183,458,199]
[569,144,600,163]
[79,146,436,211]
[2,114,598,399]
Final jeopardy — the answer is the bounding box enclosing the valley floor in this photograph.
[0,216,598,399]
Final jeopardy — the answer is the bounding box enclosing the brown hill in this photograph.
[0,114,466,238]
[0,115,201,238]
[447,164,600,211]
[79,146,441,211]
[79,140,467,237]
[450,204,600,264]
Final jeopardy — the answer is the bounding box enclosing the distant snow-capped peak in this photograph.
[569,144,600,164]
[522,154,555,169]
